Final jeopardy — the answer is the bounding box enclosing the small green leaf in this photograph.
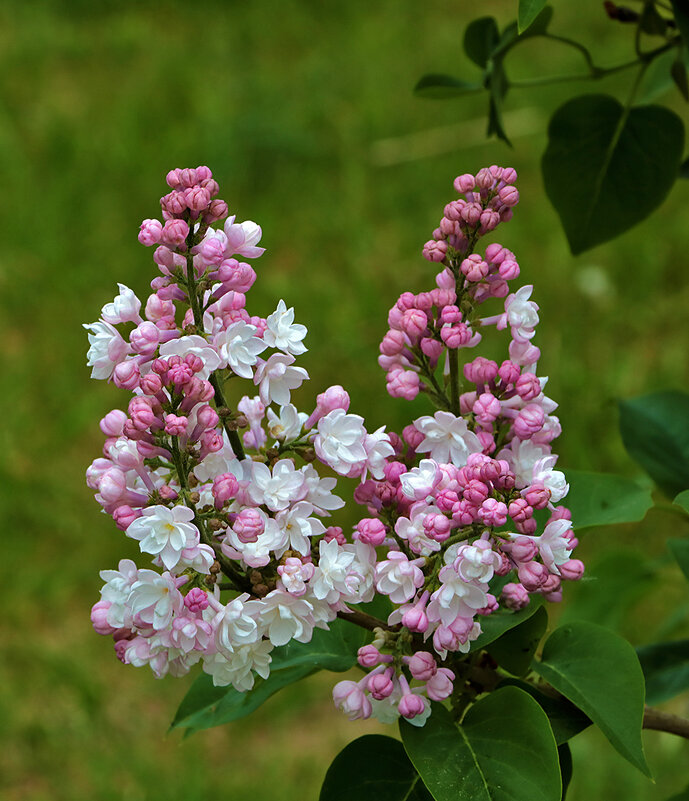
[559,551,657,631]
[668,538,689,583]
[542,95,684,254]
[671,0,689,46]
[641,2,670,35]
[486,62,511,145]
[471,595,544,651]
[464,17,500,68]
[401,689,561,801]
[672,57,689,100]
[414,74,483,99]
[558,743,573,800]
[565,470,654,529]
[675,489,689,514]
[319,735,433,801]
[637,639,689,704]
[518,0,548,33]
[533,621,650,776]
[498,679,591,745]
[172,616,368,733]
[487,606,548,676]
[619,391,689,496]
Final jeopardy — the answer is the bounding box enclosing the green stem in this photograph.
[449,349,460,415]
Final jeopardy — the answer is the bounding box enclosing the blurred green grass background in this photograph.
[1,0,688,798]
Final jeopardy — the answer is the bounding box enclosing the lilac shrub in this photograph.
[86,165,582,726]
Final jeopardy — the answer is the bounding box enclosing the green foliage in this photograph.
[667,783,689,801]
[400,689,561,801]
[172,616,367,733]
[637,639,689,704]
[471,595,544,651]
[319,735,433,801]
[619,391,689,496]
[487,606,548,676]
[518,0,548,34]
[533,621,650,776]
[668,538,689,583]
[558,743,573,800]
[675,490,689,515]
[413,75,482,99]
[565,470,654,529]
[542,96,684,254]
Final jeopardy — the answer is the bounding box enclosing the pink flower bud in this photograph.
[422,239,448,263]
[161,190,188,216]
[166,169,182,189]
[454,173,475,193]
[460,202,482,226]
[463,479,489,505]
[184,186,211,213]
[323,526,346,545]
[480,209,501,232]
[100,409,128,437]
[138,219,163,246]
[380,329,407,356]
[368,672,395,700]
[160,219,189,248]
[233,508,264,542]
[407,651,437,681]
[422,512,451,542]
[436,268,456,290]
[332,680,372,720]
[356,518,387,546]
[425,667,455,701]
[358,645,384,668]
[440,305,462,325]
[497,360,521,385]
[461,254,490,282]
[91,600,116,635]
[517,561,549,591]
[508,498,533,524]
[559,559,585,581]
[516,518,538,535]
[523,484,550,510]
[401,308,428,342]
[184,588,209,613]
[516,372,541,401]
[178,167,198,188]
[420,337,442,363]
[499,259,520,280]
[509,536,538,562]
[203,199,229,224]
[113,505,140,531]
[478,498,508,527]
[164,414,188,437]
[502,167,517,184]
[112,360,140,390]
[402,605,429,633]
[444,200,464,221]
[398,692,426,719]
[473,392,501,424]
[199,429,223,454]
[513,404,545,439]
[502,582,530,610]
[499,185,520,207]
[386,369,420,400]
[99,467,127,503]
[130,321,160,356]
[464,357,498,384]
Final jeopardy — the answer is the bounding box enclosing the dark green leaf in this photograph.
[637,639,689,704]
[498,679,591,745]
[619,391,689,496]
[675,489,689,514]
[681,156,689,178]
[558,743,573,800]
[487,606,548,676]
[671,0,689,46]
[542,95,684,254]
[414,74,483,99]
[471,595,544,651]
[401,689,561,801]
[518,0,548,33]
[172,616,368,733]
[641,2,670,35]
[464,17,499,68]
[559,551,657,632]
[672,57,689,100]
[319,735,433,801]
[486,62,511,145]
[640,49,679,102]
[668,538,689,583]
[565,469,654,529]
[533,621,650,776]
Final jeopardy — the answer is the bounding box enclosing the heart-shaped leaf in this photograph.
[463,17,500,68]
[619,391,689,496]
[637,639,689,704]
[533,621,650,776]
[565,470,654,529]
[401,688,561,801]
[542,95,684,253]
[320,735,433,801]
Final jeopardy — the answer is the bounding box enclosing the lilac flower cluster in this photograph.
[331,166,583,726]
[88,166,394,689]
[86,165,582,728]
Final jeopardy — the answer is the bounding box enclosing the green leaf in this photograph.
[542,95,685,254]
[401,689,561,801]
[558,743,573,800]
[171,616,368,733]
[559,551,657,631]
[498,679,591,745]
[641,2,670,35]
[319,735,433,801]
[414,74,483,99]
[518,0,548,33]
[619,391,689,496]
[486,63,511,145]
[533,621,650,776]
[464,17,500,68]
[487,606,548,676]
[675,489,689,515]
[565,469,654,529]
[672,57,689,100]
[667,783,689,801]
[671,0,689,46]
[471,595,544,651]
[668,538,689,583]
[637,639,689,704]
[681,155,689,178]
